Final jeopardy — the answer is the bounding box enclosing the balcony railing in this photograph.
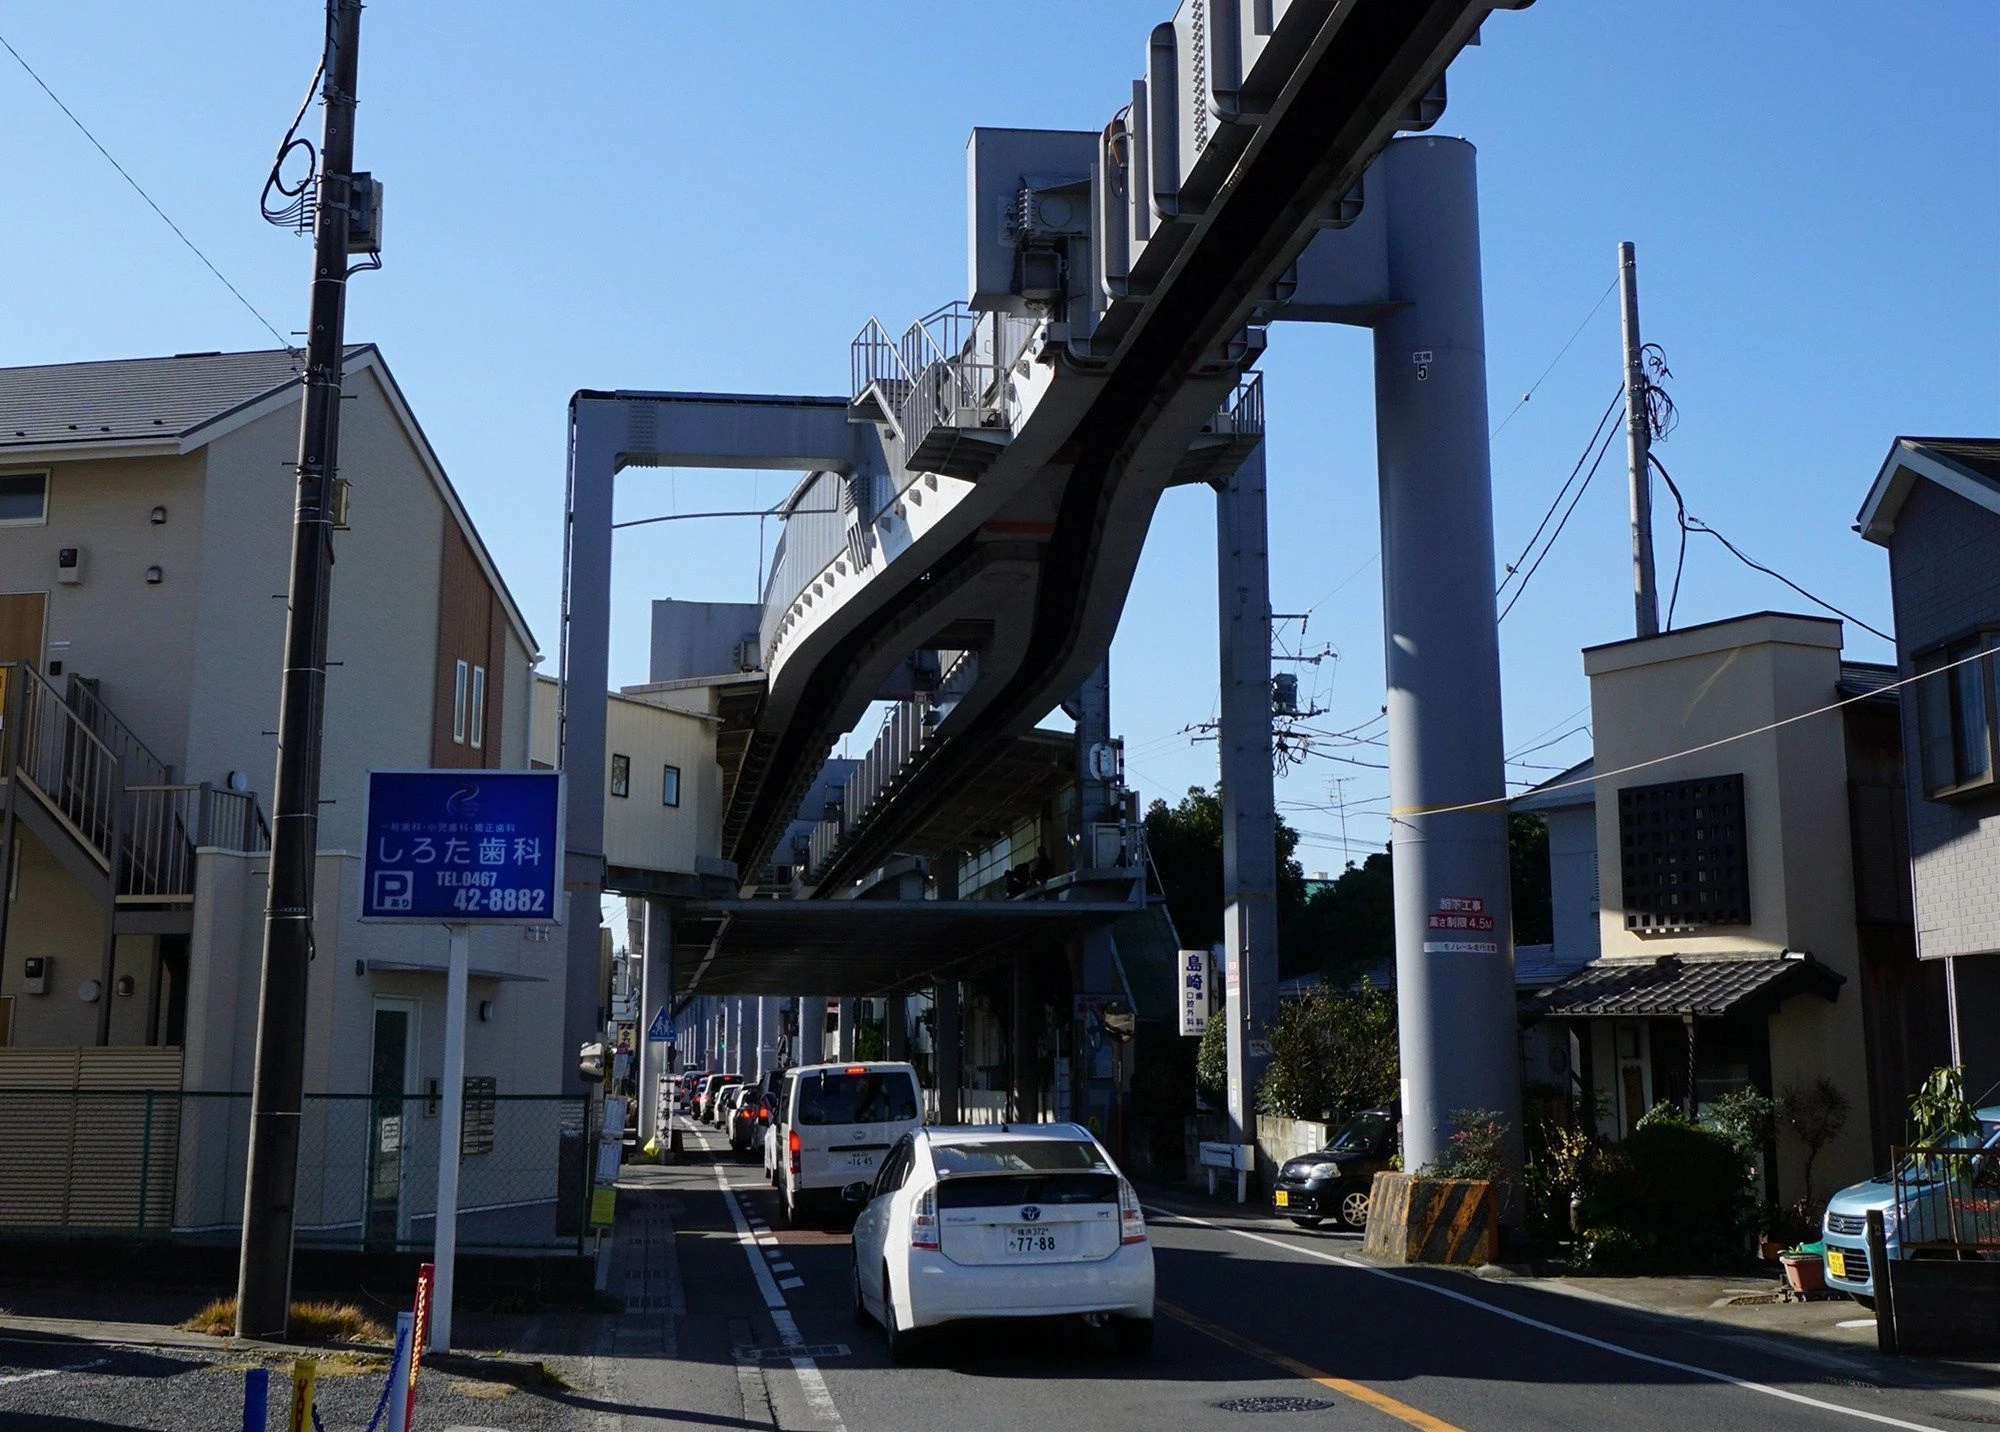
[5,662,268,903]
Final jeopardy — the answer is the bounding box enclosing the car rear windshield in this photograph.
[795,1070,919,1126]
[930,1140,1110,1176]
[936,1172,1120,1208]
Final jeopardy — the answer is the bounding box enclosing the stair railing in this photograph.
[67,676,172,786]
[15,664,120,870]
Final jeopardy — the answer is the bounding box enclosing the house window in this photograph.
[1915,631,1998,799]
[610,753,631,798]
[662,764,681,807]
[0,472,48,526]
[1618,773,1751,932]
[452,660,469,744]
[469,665,487,750]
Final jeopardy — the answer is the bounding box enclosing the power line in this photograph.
[1498,416,1623,623]
[1498,386,1625,599]
[1649,454,1893,643]
[1392,641,1997,824]
[1490,276,1620,441]
[0,29,293,350]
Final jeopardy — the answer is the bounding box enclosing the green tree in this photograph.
[1144,786,1307,955]
[1196,1014,1228,1109]
[1254,981,1399,1123]
[1288,851,1395,985]
[1510,812,1553,946]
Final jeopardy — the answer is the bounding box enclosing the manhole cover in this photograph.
[1215,1396,1339,1414]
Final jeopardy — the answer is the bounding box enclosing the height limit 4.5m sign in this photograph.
[361,770,564,924]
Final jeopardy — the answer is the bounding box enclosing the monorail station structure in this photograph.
[559,0,1537,1178]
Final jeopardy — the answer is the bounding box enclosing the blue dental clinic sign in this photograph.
[361,770,565,924]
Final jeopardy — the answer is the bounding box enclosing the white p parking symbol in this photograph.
[372,870,413,912]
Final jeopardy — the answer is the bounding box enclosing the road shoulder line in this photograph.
[1148,1204,1945,1432]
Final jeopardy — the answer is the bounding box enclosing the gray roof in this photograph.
[1512,757,1595,814]
[1857,437,2000,546]
[1524,951,1843,1019]
[0,347,376,452]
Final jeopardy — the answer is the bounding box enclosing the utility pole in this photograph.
[237,0,364,1341]
[1619,240,1659,638]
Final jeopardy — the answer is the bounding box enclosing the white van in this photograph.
[777,1061,922,1226]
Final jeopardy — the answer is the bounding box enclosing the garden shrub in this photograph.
[1574,1109,1755,1271]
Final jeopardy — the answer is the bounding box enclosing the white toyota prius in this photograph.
[847,1123,1155,1361]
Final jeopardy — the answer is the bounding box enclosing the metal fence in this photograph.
[1891,1144,2000,1254]
[0,1089,595,1252]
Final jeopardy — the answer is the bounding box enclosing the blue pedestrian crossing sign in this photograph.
[647,1007,675,1043]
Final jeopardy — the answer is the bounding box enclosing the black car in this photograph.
[1271,1105,1399,1231]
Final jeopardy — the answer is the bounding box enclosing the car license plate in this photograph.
[1826,1248,1846,1278]
[844,1151,876,1170]
[1007,1227,1060,1256]
[1274,1190,1289,1208]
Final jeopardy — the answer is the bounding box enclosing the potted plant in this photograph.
[1779,1239,1827,1294]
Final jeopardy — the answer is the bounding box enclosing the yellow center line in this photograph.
[1157,1299,1462,1432]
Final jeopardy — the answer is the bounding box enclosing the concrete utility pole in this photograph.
[237,0,363,1341]
[1620,240,1659,638]
[1217,442,1278,1155]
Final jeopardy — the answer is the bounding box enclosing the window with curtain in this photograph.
[1916,631,1997,799]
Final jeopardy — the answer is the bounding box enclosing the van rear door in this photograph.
[794,1066,920,1189]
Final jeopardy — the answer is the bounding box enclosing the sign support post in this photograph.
[360,768,564,1355]
[431,923,469,1353]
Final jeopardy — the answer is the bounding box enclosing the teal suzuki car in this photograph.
[1820,1104,2000,1305]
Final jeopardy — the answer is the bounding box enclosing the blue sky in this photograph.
[2,2,1994,873]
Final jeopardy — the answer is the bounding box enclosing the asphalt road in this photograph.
[620,1122,1998,1432]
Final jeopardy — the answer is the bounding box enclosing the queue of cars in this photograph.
[669,1058,1154,1361]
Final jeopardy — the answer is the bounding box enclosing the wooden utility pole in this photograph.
[237,0,363,1340]
[1620,240,1660,638]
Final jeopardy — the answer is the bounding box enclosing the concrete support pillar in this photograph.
[935,980,962,1124]
[799,997,826,1066]
[559,413,617,1098]
[637,897,672,1144]
[1373,135,1522,1179]
[1010,956,1038,1124]
[1218,440,1278,1150]
[835,999,857,1062]
[885,995,908,1061]
[1073,659,1115,831]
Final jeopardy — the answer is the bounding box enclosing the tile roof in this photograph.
[0,346,367,451]
[1524,951,1844,1019]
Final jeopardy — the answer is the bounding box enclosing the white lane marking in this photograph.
[0,1358,110,1386]
[780,1276,805,1290]
[713,1164,846,1431]
[1146,1206,1944,1432]
[1837,1319,1878,1330]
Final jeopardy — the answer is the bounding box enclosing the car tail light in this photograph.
[788,1128,801,1179]
[910,1188,940,1251]
[845,1066,867,1076]
[1119,1179,1147,1245]
[759,1108,771,1124]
